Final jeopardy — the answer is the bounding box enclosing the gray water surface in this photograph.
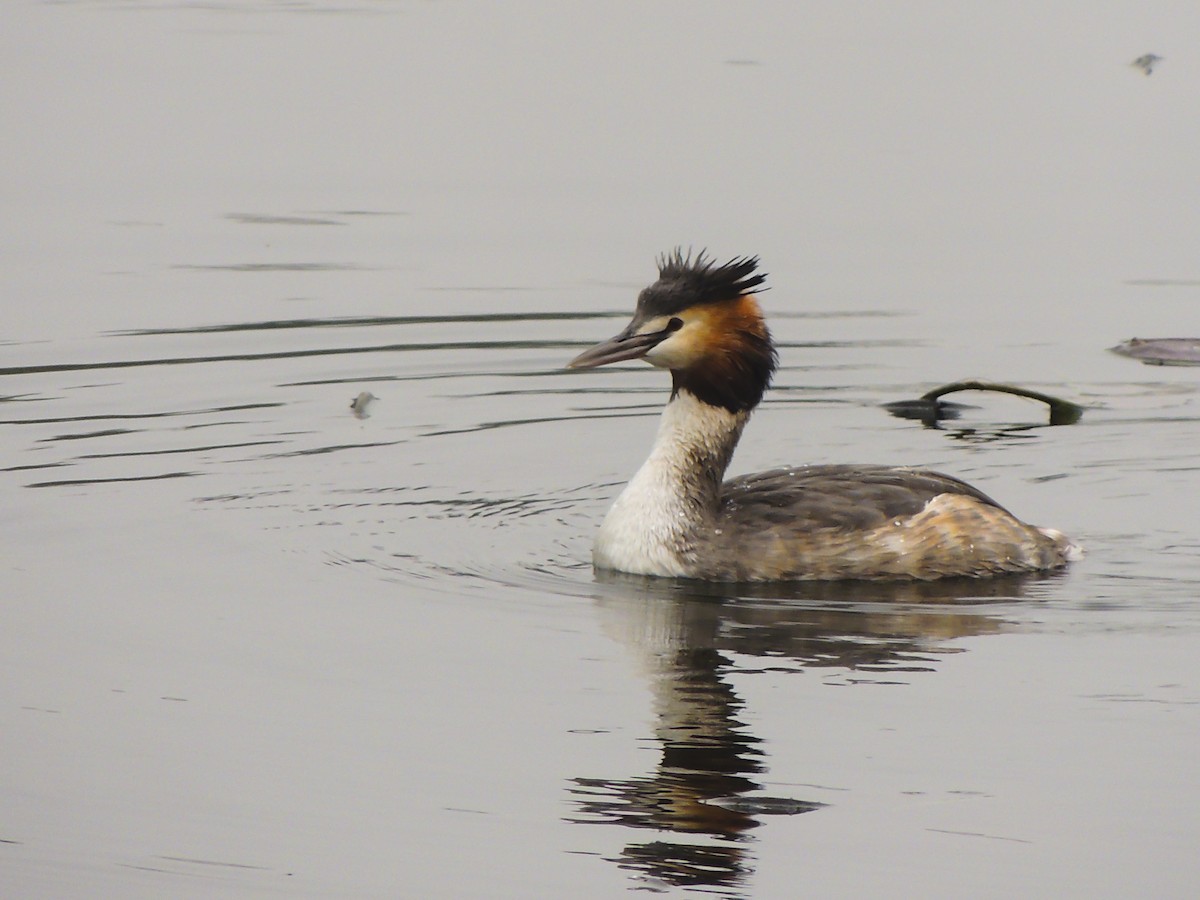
[4,2,1200,898]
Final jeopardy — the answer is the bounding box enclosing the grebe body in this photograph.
[569,252,1079,582]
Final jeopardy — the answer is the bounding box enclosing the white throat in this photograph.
[593,390,748,577]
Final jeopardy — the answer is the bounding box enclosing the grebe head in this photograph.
[568,251,778,413]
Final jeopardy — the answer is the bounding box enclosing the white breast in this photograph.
[593,392,746,577]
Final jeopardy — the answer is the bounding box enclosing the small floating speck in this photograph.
[1131,53,1163,76]
[351,391,378,418]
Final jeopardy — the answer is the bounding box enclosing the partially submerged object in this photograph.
[1110,338,1200,367]
[884,380,1084,427]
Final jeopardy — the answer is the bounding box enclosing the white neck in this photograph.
[593,390,748,577]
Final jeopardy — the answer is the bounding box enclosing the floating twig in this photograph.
[883,380,1083,426]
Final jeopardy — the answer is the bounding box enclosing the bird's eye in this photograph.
[666,317,683,333]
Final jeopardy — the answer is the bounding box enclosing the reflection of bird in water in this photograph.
[569,252,1079,581]
[1131,54,1163,76]
[569,587,784,896]
[570,573,1038,894]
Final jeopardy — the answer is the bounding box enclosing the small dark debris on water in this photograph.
[883,381,1083,426]
[1130,53,1163,76]
[883,397,972,423]
[350,391,378,418]
[1110,338,1200,367]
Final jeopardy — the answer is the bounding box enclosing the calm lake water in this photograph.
[4,2,1199,897]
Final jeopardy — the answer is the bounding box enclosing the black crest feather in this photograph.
[638,249,766,317]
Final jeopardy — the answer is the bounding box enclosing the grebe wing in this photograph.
[720,464,1009,531]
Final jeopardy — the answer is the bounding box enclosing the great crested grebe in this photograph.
[568,251,1080,581]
